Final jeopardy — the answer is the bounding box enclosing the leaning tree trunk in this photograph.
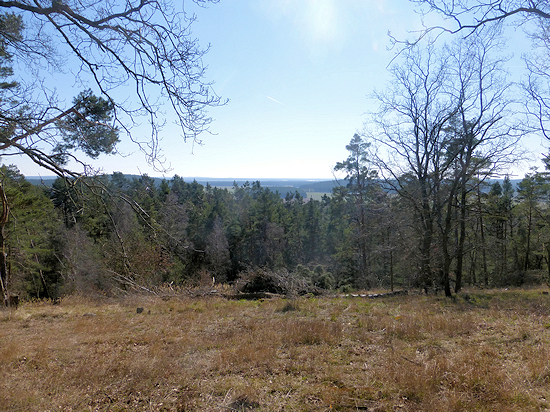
[0,183,9,303]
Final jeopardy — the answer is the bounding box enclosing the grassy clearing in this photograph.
[1,289,550,411]
[305,191,331,201]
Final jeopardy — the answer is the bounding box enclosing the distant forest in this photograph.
[2,161,549,301]
[25,176,341,200]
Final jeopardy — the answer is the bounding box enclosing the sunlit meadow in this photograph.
[1,289,550,411]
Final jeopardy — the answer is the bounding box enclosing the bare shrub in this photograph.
[205,217,231,281]
[236,267,321,296]
[59,226,111,295]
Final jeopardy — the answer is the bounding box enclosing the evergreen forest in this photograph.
[3,152,550,300]
[1,1,550,302]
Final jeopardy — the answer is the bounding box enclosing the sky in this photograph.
[10,0,549,180]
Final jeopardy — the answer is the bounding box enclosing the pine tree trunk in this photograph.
[524,207,532,271]
[0,183,9,303]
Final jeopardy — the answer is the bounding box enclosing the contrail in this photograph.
[267,96,286,106]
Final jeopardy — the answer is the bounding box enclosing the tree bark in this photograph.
[476,184,489,286]
[455,181,468,293]
[524,206,532,271]
[441,192,455,297]
[0,183,9,303]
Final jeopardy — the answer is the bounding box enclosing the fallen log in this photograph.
[223,292,283,300]
[341,290,408,299]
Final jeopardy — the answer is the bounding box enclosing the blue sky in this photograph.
[11,0,548,179]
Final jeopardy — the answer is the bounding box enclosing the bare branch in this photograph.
[0,0,225,175]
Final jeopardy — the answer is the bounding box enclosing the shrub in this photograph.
[236,267,322,296]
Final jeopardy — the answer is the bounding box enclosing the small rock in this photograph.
[136,307,144,314]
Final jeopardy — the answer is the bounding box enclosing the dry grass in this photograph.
[1,289,550,411]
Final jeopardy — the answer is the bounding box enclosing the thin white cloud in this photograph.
[267,95,286,106]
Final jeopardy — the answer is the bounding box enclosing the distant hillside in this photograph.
[23,175,336,199]
[24,174,523,199]
[26,176,57,187]
[299,180,343,193]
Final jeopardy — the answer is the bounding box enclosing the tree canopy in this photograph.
[410,0,550,35]
[0,0,223,177]
[407,0,550,139]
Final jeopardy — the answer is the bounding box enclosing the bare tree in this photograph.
[368,32,524,295]
[524,22,550,138]
[369,40,457,293]
[405,1,550,139]
[405,1,549,42]
[441,32,524,293]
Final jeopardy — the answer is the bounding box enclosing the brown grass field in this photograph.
[1,288,550,411]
